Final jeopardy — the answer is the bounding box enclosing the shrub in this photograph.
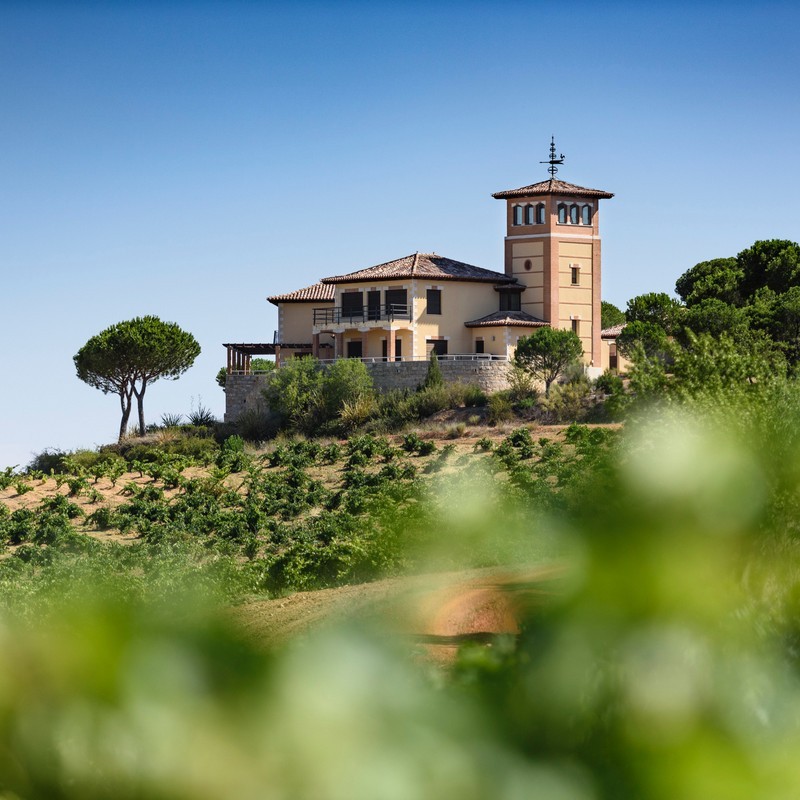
[26,449,67,475]
[594,370,627,421]
[346,434,391,461]
[321,442,342,464]
[421,352,444,390]
[401,432,423,453]
[160,412,184,428]
[462,385,488,407]
[506,363,538,403]
[39,495,84,519]
[217,436,250,472]
[416,440,437,457]
[263,357,324,432]
[474,437,494,452]
[505,427,536,459]
[85,506,115,529]
[446,423,467,439]
[373,390,417,430]
[594,370,623,396]
[235,409,279,443]
[408,384,451,418]
[487,393,513,425]
[0,467,18,490]
[188,403,217,427]
[538,380,592,423]
[322,358,375,421]
[338,393,378,432]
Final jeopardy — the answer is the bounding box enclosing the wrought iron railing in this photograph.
[315,354,509,365]
[226,353,509,374]
[313,304,411,326]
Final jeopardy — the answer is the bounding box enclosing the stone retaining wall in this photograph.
[223,360,511,422]
[365,359,511,393]
[223,374,270,423]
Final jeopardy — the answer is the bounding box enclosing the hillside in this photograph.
[0,421,617,653]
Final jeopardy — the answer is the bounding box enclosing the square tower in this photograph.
[492,167,613,367]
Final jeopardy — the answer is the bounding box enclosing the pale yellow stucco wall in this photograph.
[279,302,332,345]
[511,241,545,320]
[599,339,631,373]
[413,280,497,356]
[318,279,500,359]
[555,241,593,359]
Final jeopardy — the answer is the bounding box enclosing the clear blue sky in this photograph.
[2,0,799,469]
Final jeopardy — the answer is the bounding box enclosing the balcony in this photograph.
[313,304,412,327]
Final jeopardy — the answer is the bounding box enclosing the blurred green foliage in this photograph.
[4,379,800,797]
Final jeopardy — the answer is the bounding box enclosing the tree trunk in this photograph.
[118,387,133,442]
[133,379,148,436]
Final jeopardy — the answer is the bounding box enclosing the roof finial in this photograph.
[540,136,565,178]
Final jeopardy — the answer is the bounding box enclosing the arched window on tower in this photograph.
[513,205,523,226]
[536,203,546,224]
[557,203,567,224]
[581,204,592,225]
[569,204,579,224]
[525,204,535,225]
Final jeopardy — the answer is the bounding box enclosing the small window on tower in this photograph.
[571,266,580,285]
[536,203,546,224]
[569,204,579,224]
[525,204,535,225]
[582,204,592,225]
[572,319,580,336]
[513,205,523,226]
[557,203,567,224]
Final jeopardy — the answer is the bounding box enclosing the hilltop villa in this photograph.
[223,144,625,420]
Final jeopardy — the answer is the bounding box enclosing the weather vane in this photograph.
[540,136,564,177]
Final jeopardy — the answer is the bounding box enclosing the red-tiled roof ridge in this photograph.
[267,281,335,305]
[464,310,549,328]
[321,253,513,285]
[492,177,613,200]
[601,323,626,338]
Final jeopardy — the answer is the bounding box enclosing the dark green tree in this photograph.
[681,298,750,341]
[625,292,684,334]
[738,239,800,297]
[745,285,800,367]
[617,320,672,361]
[513,327,583,397]
[675,257,742,306]
[74,316,200,441]
[601,301,626,330]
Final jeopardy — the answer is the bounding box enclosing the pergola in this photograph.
[223,343,276,374]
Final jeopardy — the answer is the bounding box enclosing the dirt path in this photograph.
[233,564,565,663]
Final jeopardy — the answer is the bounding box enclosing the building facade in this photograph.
[224,151,621,389]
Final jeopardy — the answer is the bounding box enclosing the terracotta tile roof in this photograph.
[267,282,335,305]
[601,323,626,339]
[321,253,513,285]
[492,178,613,200]
[464,310,549,328]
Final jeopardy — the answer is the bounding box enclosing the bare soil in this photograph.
[232,564,565,665]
